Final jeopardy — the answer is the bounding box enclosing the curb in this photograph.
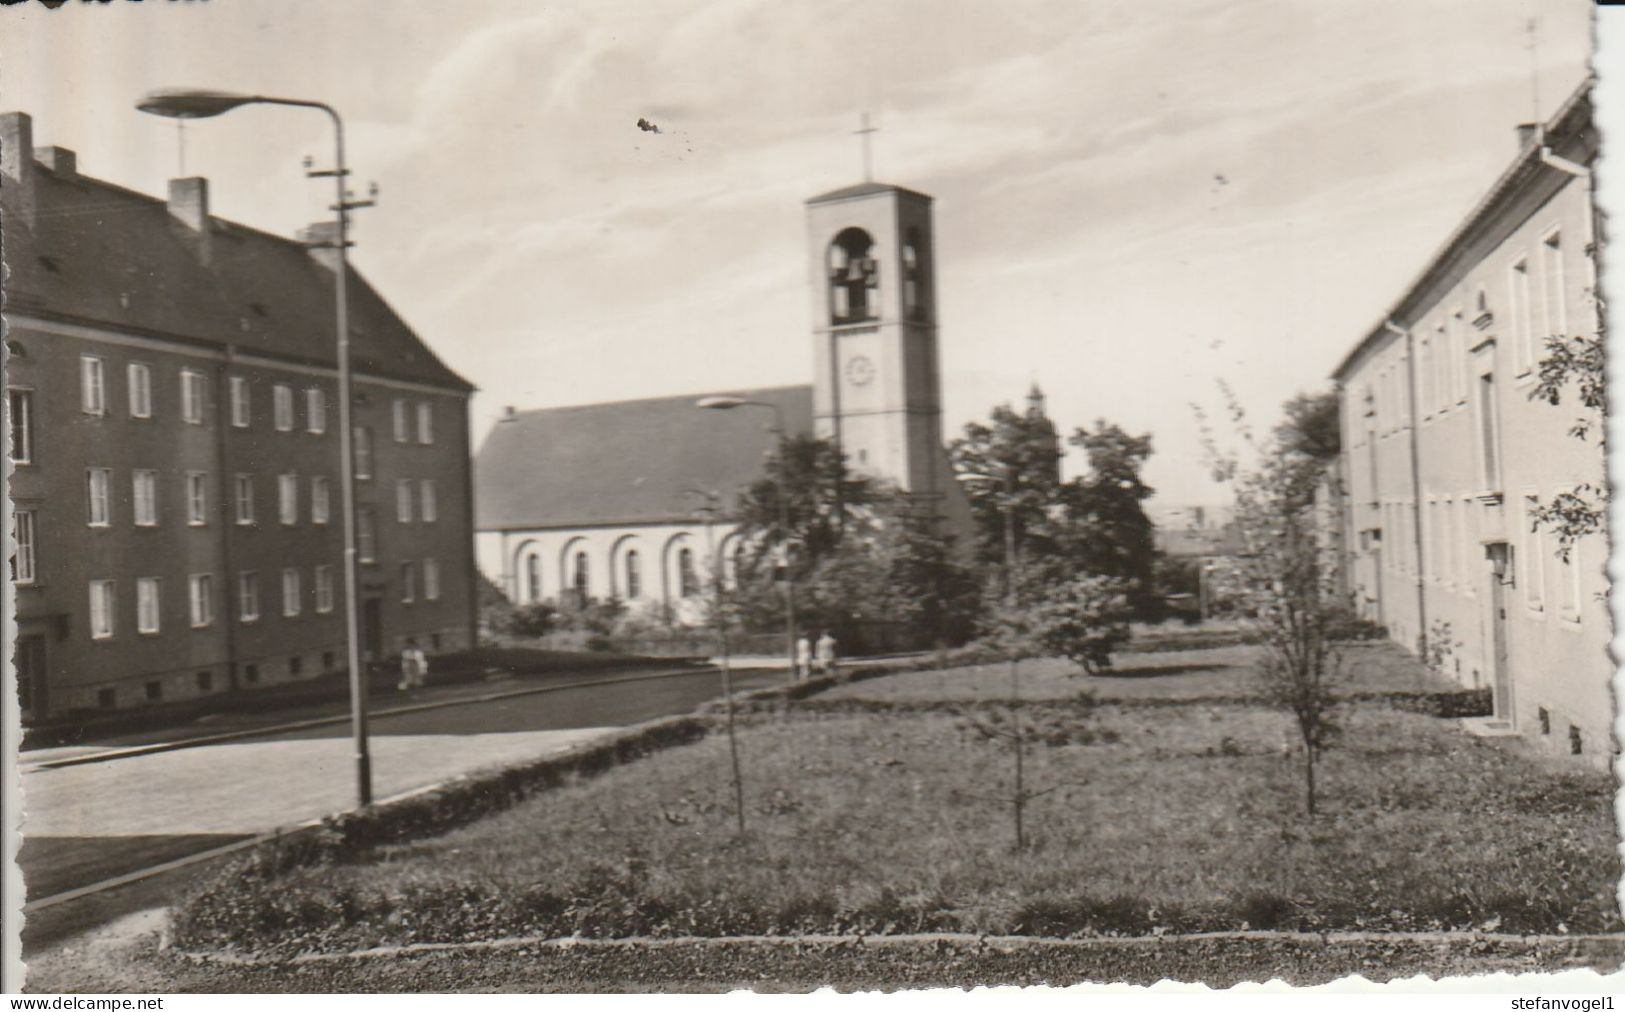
[170,929,1625,967]
[26,664,721,771]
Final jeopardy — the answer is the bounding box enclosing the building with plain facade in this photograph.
[4,111,477,721]
[1331,85,1607,760]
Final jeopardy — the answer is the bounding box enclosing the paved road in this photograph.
[20,665,785,902]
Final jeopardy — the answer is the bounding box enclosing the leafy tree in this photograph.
[949,400,1065,577]
[1060,421,1158,618]
[1274,389,1342,464]
[732,434,881,577]
[1528,334,1605,558]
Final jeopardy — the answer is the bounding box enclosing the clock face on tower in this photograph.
[845,355,875,386]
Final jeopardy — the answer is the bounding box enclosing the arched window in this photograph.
[573,551,590,602]
[828,227,879,325]
[525,553,542,602]
[625,549,642,599]
[903,227,924,320]
[678,547,699,598]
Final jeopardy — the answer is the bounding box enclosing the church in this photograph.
[474,178,972,622]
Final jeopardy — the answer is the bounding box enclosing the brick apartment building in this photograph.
[4,111,477,721]
[1330,84,1607,760]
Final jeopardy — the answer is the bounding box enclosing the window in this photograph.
[189,573,214,628]
[401,561,417,603]
[1523,495,1545,611]
[1477,373,1500,492]
[573,551,589,601]
[133,470,158,527]
[420,479,437,523]
[243,663,259,685]
[828,227,879,324]
[358,508,377,563]
[306,387,326,434]
[97,687,116,708]
[128,363,152,418]
[396,479,414,523]
[354,426,374,479]
[1559,539,1581,622]
[89,579,114,639]
[197,670,213,692]
[239,571,260,622]
[392,398,410,442]
[12,510,35,584]
[282,567,302,617]
[279,474,299,526]
[1540,229,1566,344]
[417,401,434,444]
[424,558,441,601]
[902,227,925,320]
[625,549,641,599]
[525,553,541,602]
[311,476,331,525]
[289,655,303,677]
[87,468,112,527]
[181,369,206,424]
[273,384,294,431]
[145,681,162,702]
[229,376,250,427]
[136,577,161,634]
[315,565,335,613]
[8,388,33,463]
[81,355,106,415]
[187,472,208,526]
[1510,257,1534,374]
[678,547,698,598]
[234,474,255,525]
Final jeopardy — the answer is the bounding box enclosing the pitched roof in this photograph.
[475,385,814,531]
[3,151,471,392]
[806,181,931,205]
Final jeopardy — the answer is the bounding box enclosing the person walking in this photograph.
[399,638,428,691]
[794,634,813,681]
[815,629,838,679]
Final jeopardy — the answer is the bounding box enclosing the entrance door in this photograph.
[1487,544,1514,722]
[362,597,383,662]
[16,634,46,718]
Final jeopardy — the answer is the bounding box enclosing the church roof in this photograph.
[475,385,815,531]
[805,181,932,205]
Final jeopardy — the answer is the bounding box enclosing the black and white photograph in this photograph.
[1,0,1619,995]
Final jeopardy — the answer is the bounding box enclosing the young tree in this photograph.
[1528,334,1605,557]
[1199,388,1345,817]
[732,434,880,575]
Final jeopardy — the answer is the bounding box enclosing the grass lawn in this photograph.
[173,644,1616,958]
[827,641,1457,704]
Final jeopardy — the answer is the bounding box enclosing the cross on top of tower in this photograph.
[853,112,879,183]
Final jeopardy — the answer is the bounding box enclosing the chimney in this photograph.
[2,112,37,226]
[34,145,75,179]
[167,176,212,264]
[1517,122,1541,150]
[296,220,342,272]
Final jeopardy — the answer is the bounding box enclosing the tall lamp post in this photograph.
[695,395,798,681]
[137,88,376,806]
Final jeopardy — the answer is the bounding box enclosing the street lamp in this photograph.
[695,395,799,681]
[138,88,376,807]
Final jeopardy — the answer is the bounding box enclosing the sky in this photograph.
[0,0,1596,506]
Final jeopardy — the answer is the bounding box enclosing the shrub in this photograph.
[503,602,558,638]
[1030,574,1136,674]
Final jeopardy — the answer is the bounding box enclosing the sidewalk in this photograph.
[21,658,710,767]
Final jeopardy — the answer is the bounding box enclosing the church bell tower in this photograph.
[806,181,947,505]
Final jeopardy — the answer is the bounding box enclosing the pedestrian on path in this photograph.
[399,639,429,691]
[794,634,813,681]
[815,629,838,679]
